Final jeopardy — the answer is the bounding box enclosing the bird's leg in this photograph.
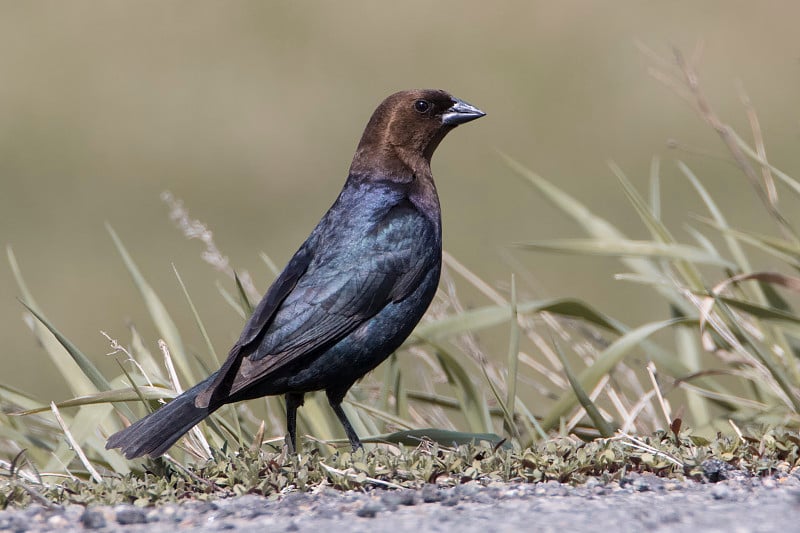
[326,389,362,451]
[285,392,305,454]
[331,402,363,451]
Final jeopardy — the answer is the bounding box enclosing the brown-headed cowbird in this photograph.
[106,89,485,458]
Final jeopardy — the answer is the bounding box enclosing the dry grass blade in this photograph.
[613,433,684,468]
[728,129,800,199]
[159,340,212,460]
[671,49,796,240]
[49,403,102,483]
[318,463,403,489]
[646,363,672,428]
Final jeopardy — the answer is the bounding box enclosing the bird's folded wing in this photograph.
[198,206,436,405]
[233,232,434,388]
[194,244,313,407]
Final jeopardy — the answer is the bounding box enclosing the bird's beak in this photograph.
[442,98,486,126]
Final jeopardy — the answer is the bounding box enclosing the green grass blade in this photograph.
[712,298,800,412]
[501,153,696,315]
[671,306,710,427]
[106,223,195,383]
[346,399,414,431]
[0,383,43,411]
[609,160,707,290]
[259,252,280,277]
[296,392,340,447]
[8,248,96,398]
[697,220,800,267]
[504,275,520,438]
[380,353,403,429]
[361,428,507,448]
[479,358,514,438]
[517,239,736,269]
[128,325,164,382]
[423,341,492,434]
[234,272,254,316]
[679,161,753,275]
[716,296,800,325]
[216,280,247,319]
[12,386,174,415]
[173,264,220,366]
[551,339,615,437]
[649,156,661,220]
[411,297,622,344]
[541,317,686,431]
[19,302,109,395]
[0,417,51,465]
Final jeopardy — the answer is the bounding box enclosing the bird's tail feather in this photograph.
[106,377,219,459]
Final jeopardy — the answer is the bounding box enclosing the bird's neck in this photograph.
[347,145,441,229]
[408,168,442,234]
[348,143,429,183]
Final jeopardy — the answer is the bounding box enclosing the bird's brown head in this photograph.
[350,89,485,180]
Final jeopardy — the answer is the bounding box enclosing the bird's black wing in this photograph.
[194,242,314,407]
[228,203,437,393]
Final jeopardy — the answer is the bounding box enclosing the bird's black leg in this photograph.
[285,392,305,453]
[326,389,362,451]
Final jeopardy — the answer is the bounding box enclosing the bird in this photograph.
[106,89,485,458]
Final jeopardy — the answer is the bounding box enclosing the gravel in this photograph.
[3,471,800,532]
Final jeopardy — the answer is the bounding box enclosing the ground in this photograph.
[3,471,799,532]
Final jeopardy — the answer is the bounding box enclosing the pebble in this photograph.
[45,515,66,529]
[356,501,383,518]
[80,508,106,529]
[711,484,732,500]
[421,484,443,503]
[115,504,147,525]
[397,489,418,506]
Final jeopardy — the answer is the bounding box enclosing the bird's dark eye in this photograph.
[414,100,431,113]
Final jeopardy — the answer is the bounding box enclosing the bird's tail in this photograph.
[106,376,220,459]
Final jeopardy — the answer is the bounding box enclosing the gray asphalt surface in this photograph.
[3,472,800,532]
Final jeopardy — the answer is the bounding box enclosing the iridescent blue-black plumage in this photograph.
[106,89,484,458]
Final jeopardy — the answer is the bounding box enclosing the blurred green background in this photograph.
[2,1,799,401]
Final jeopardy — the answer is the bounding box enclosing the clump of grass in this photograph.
[3,47,800,506]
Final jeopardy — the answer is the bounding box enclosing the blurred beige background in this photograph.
[2,1,799,400]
